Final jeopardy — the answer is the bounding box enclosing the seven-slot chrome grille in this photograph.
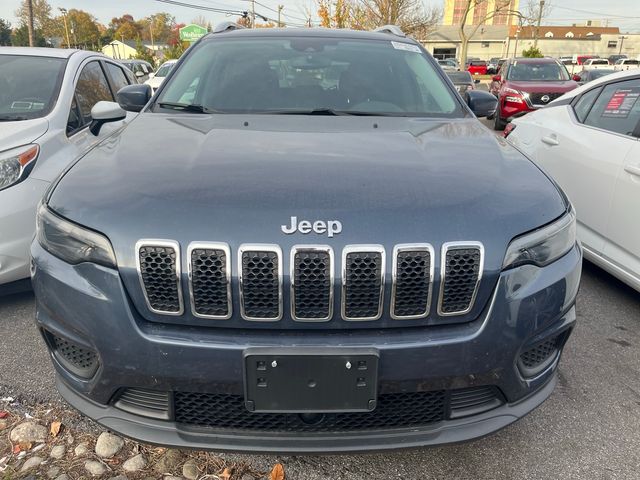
[135,241,484,322]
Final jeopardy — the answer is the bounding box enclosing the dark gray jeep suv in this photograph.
[31,25,581,453]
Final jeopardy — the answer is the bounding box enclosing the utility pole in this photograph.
[251,0,255,28]
[277,5,283,27]
[533,0,545,48]
[26,0,35,47]
[59,8,71,48]
[618,35,627,55]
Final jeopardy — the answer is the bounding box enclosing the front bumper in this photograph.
[31,241,581,452]
[0,177,49,285]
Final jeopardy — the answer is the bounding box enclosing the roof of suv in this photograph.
[505,57,561,64]
[200,27,419,43]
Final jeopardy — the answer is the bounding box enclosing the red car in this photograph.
[489,57,578,130]
[467,60,488,75]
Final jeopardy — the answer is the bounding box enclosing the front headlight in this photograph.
[0,144,39,191]
[503,209,577,270]
[36,203,117,268]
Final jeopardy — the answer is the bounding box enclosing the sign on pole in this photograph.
[179,24,208,43]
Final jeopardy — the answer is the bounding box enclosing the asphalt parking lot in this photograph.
[1,260,639,480]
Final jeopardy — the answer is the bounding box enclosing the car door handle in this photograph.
[541,135,559,146]
[624,164,640,177]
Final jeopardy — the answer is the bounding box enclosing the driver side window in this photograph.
[67,61,114,136]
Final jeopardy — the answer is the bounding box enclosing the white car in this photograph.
[0,48,136,292]
[144,59,177,94]
[582,58,611,70]
[506,69,640,292]
[614,58,640,71]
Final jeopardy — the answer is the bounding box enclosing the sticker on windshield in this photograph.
[391,41,421,53]
[602,87,640,118]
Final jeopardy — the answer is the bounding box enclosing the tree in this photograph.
[135,39,155,65]
[66,9,101,49]
[15,0,54,36]
[456,1,521,66]
[138,13,175,44]
[11,24,47,46]
[522,0,552,27]
[191,15,208,27]
[0,18,11,45]
[110,14,141,41]
[522,45,543,57]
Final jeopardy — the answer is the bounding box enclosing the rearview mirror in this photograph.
[116,84,152,113]
[89,101,126,136]
[492,75,501,82]
[465,90,498,118]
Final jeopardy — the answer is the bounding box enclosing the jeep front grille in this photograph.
[239,245,283,321]
[291,246,333,321]
[135,241,485,323]
[438,243,483,316]
[188,243,232,319]
[136,240,183,315]
[342,246,385,321]
[391,244,434,319]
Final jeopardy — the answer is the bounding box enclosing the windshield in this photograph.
[591,69,615,79]
[156,37,460,116]
[506,61,570,81]
[447,72,472,83]
[155,62,175,77]
[0,55,66,121]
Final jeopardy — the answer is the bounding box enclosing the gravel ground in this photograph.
[1,261,639,479]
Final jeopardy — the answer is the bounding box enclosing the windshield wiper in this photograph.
[0,116,28,121]
[261,108,401,116]
[156,102,222,113]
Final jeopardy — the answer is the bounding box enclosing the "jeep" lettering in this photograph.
[281,216,342,238]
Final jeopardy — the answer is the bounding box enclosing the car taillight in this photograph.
[503,123,516,138]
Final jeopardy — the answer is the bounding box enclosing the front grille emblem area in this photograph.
[135,241,484,323]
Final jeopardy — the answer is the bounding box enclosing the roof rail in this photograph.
[374,25,406,38]
[212,22,245,34]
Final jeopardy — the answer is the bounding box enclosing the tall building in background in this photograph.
[443,0,520,26]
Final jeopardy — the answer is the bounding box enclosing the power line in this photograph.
[553,5,640,19]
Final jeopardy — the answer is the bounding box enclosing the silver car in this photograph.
[0,47,136,291]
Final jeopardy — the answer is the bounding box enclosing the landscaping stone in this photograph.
[55,475,70,480]
[95,431,124,458]
[108,476,129,480]
[122,453,147,472]
[85,459,108,476]
[20,456,44,472]
[75,442,90,456]
[0,418,8,430]
[182,458,199,480]
[47,466,61,479]
[10,421,48,443]
[50,444,66,459]
[154,449,184,473]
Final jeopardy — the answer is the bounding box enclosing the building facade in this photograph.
[442,0,520,27]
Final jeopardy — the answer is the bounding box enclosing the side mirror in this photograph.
[474,79,481,84]
[148,72,155,79]
[492,75,501,82]
[89,101,126,136]
[116,84,152,113]
[135,70,144,78]
[572,74,581,82]
[466,90,498,118]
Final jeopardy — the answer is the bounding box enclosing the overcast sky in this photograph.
[1,0,639,32]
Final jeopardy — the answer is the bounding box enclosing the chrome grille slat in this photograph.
[438,242,484,316]
[238,244,283,321]
[290,245,334,322]
[341,245,385,321]
[136,240,183,315]
[187,242,232,319]
[391,244,434,320]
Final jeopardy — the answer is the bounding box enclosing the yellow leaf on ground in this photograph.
[269,463,285,480]
[220,467,233,480]
[50,421,62,437]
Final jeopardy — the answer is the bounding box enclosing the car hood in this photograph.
[505,80,578,93]
[49,114,567,325]
[0,118,49,151]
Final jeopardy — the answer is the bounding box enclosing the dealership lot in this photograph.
[1,262,639,479]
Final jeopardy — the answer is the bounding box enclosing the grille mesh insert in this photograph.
[343,251,383,319]
[190,247,229,318]
[293,250,332,320]
[51,334,98,378]
[393,249,432,318]
[174,390,446,432]
[138,245,181,313]
[241,250,280,319]
[115,388,170,419]
[440,247,481,314]
[520,337,559,369]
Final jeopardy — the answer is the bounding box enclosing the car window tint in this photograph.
[105,62,130,93]
[66,96,82,134]
[573,87,601,122]
[583,79,640,136]
[75,61,114,126]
